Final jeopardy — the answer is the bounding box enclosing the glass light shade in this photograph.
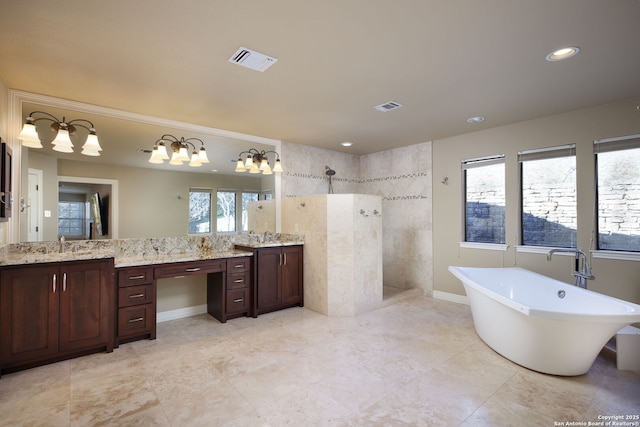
[51,129,74,153]
[259,158,270,170]
[156,142,170,160]
[244,155,254,169]
[81,133,102,156]
[18,123,43,147]
[249,164,261,173]
[198,147,210,163]
[235,158,246,172]
[272,159,283,173]
[148,147,166,163]
[189,151,202,167]
[262,163,273,175]
[169,151,184,165]
[177,146,190,162]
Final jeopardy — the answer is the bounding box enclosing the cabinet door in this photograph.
[58,261,111,352]
[0,266,59,365]
[256,247,282,312]
[281,246,303,305]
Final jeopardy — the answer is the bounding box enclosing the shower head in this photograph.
[325,166,336,176]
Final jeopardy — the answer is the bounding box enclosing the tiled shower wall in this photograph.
[281,141,433,296]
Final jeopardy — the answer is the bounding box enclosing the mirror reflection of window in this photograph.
[216,190,236,233]
[189,188,212,234]
[58,201,86,238]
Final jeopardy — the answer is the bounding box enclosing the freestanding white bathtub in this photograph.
[448,266,640,376]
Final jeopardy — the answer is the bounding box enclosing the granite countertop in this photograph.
[0,249,254,268]
[233,241,305,248]
[115,249,253,268]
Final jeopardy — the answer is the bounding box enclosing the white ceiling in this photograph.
[1,0,640,160]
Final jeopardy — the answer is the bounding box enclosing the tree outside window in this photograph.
[189,188,212,234]
[217,190,236,232]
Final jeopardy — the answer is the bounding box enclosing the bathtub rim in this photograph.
[448,266,640,323]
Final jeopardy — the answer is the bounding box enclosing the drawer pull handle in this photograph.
[129,293,145,299]
[234,279,244,283]
[234,264,244,268]
[185,267,201,272]
[129,275,146,280]
[128,317,144,323]
[53,273,57,293]
[233,298,244,303]
[63,273,67,292]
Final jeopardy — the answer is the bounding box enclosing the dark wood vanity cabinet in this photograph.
[236,245,303,316]
[207,257,252,322]
[115,266,156,345]
[0,259,114,374]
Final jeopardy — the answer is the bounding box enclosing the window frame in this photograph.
[461,154,506,246]
[188,187,213,235]
[594,134,640,253]
[216,189,237,233]
[58,200,87,238]
[518,144,577,249]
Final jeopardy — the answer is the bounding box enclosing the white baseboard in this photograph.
[157,304,208,323]
[433,290,469,305]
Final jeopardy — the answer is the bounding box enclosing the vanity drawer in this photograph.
[226,288,249,314]
[118,284,154,308]
[226,272,250,290]
[118,305,154,337]
[118,267,154,287]
[226,257,251,273]
[154,260,225,279]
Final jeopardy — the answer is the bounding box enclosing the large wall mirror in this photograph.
[10,90,281,242]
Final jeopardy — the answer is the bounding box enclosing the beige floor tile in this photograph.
[0,296,638,427]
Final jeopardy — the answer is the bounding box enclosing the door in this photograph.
[281,246,302,305]
[256,247,281,312]
[0,266,59,365]
[58,260,111,352]
[27,168,43,242]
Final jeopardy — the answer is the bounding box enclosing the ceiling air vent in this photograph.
[228,47,278,72]
[374,101,403,112]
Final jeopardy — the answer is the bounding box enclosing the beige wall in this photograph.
[432,97,640,304]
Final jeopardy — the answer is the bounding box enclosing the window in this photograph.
[217,190,237,232]
[58,201,86,237]
[463,155,506,244]
[242,191,260,232]
[519,145,576,247]
[595,134,640,252]
[189,188,212,234]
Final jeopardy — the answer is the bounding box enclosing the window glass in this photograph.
[217,190,236,232]
[242,191,259,232]
[596,138,640,251]
[58,201,85,237]
[464,158,505,244]
[189,189,212,234]
[520,146,576,247]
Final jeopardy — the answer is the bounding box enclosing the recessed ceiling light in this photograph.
[341,141,353,147]
[546,46,580,62]
[467,116,485,123]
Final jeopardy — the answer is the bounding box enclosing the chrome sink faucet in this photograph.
[547,248,594,289]
[59,235,66,253]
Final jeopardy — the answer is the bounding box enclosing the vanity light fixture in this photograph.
[235,148,283,175]
[148,134,209,167]
[545,46,580,62]
[18,111,103,156]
